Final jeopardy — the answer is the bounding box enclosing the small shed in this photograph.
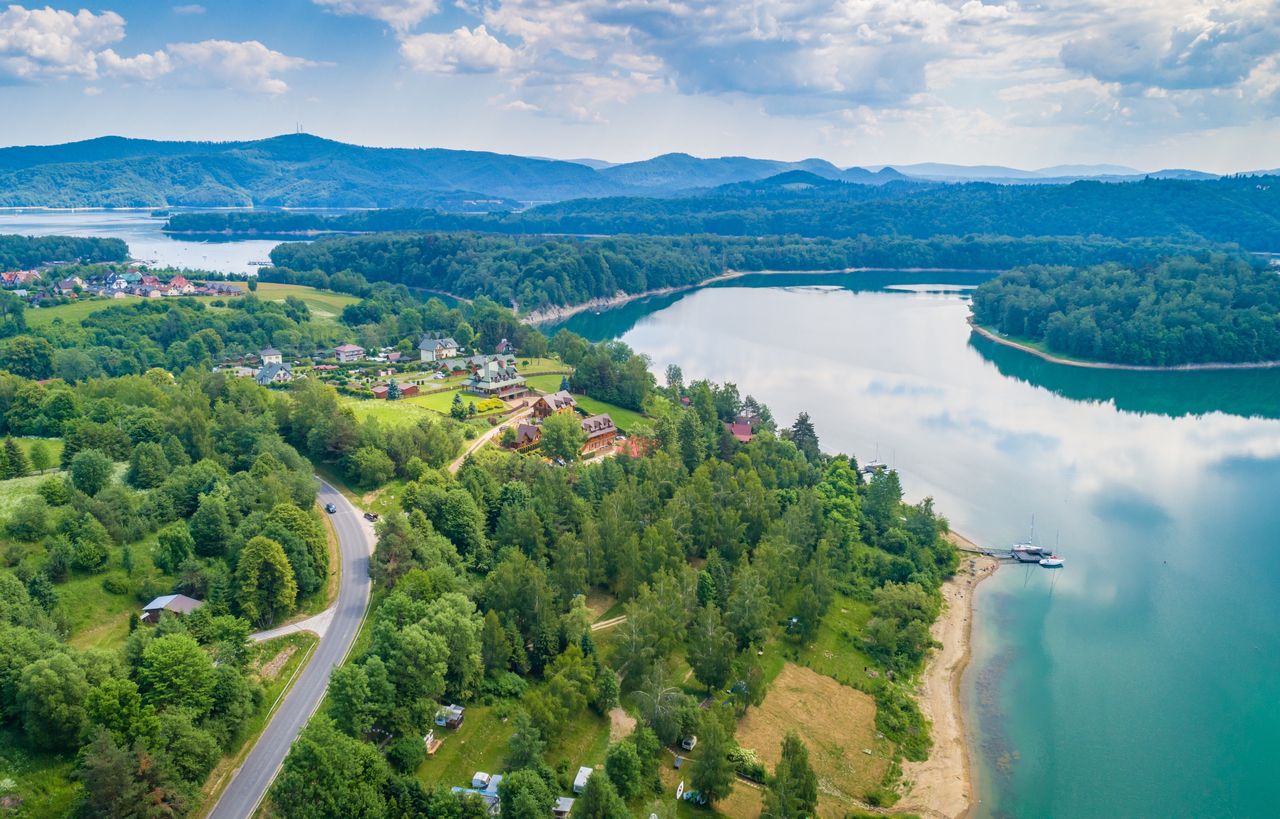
[553,796,575,817]
[573,766,593,794]
[140,594,204,624]
[471,772,491,789]
[437,703,465,729]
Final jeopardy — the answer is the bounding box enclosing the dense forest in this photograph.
[971,254,1280,366]
[0,235,127,270]
[171,173,1280,249]
[0,269,960,814]
[266,232,1218,312]
[269,377,958,817]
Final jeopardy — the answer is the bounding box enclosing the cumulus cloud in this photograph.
[167,40,316,94]
[312,0,439,32]
[0,5,314,94]
[0,5,125,80]
[1060,3,1280,92]
[400,25,516,74]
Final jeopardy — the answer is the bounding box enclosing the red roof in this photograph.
[728,422,753,443]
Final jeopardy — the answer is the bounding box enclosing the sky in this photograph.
[0,0,1278,172]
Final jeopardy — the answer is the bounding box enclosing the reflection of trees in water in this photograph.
[971,334,1280,420]
[552,269,994,341]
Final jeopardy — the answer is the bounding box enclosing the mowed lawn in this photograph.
[340,396,438,427]
[417,705,611,796]
[573,395,647,433]
[736,663,893,818]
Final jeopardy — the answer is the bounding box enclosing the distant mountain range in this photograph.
[0,133,1235,209]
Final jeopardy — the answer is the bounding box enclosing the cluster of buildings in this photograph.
[515,390,619,457]
[1,266,244,303]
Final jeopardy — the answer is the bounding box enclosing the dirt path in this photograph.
[590,614,627,632]
[447,405,532,474]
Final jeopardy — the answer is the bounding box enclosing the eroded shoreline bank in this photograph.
[896,531,999,819]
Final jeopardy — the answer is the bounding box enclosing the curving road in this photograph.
[208,479,374,819]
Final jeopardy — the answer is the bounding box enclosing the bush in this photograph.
[727,745,766,781]
[37,477,72,506]
[101,576,129,595]
[479,671,527,701]
[386,736,426,773]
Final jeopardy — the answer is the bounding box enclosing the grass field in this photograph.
[524,374,571,393]
[230,282,359,321]
[63,536,171,651]
[573,395,647,433]
[341,396,439,427]
[790,593,879,687]
[417,703,611,798]
[24,297,144,327]
[10,437,64,467]
[736,663,892,818]
[0,473,47,521]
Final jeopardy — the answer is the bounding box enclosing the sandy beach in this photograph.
[897,532,999,819]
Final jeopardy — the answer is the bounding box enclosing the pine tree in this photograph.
[3,438,29,478]
[690,712,734,805]
[387,379,401,400]
[764,732,818,819]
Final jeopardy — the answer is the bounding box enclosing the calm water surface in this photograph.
[556,275,1280,818]
[0,210,280,274]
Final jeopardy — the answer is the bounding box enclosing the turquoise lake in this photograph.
[553,271,1280,818]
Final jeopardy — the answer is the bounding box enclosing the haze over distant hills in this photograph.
[0,133,1234,210]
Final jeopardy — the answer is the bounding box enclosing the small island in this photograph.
[970,254,1280,369]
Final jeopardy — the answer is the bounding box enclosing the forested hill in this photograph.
[0,134,901,208]
[970,254,1280,366]
[266,233,1220,312]
[170,173,1280,250]
[0,235,127,269]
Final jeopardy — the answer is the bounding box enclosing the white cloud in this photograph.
[172,4,206,14]
[312,0,439,32]
[0,5,125,80]
[167,40,316,94]
[400,25,516,74]
[0,5,313,95]
[100,48,172,81]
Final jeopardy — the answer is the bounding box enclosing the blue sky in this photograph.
[1,0,1278,172]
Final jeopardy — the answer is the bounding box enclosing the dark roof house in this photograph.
[141,594,204,624]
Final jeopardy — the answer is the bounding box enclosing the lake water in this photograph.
[554,272,1280,818]
[0,210,280,274]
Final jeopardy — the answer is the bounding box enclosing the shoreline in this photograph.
[970,319,1280,372]
[897,531,999,819]
[522,266,1004,325]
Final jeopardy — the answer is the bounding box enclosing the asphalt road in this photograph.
[208,479,374,819]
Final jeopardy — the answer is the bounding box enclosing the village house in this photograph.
[495,337,516,355]
[580,414,618,454]
[260,347,283,366]
[726,421,753,443]
[334,343,365,363]
[372,382,420,400]
[515,423,541,449]
[531,390,576,420]
[420,335,460,362]
[140,594,204,624]
[255,363,294,385]
[464,359,528,400]
[0,270,40,288]
[168,275,194,294]
[56,276,84,295]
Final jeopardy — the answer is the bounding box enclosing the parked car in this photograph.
[324,503,337,514]
[363,512,380,522]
